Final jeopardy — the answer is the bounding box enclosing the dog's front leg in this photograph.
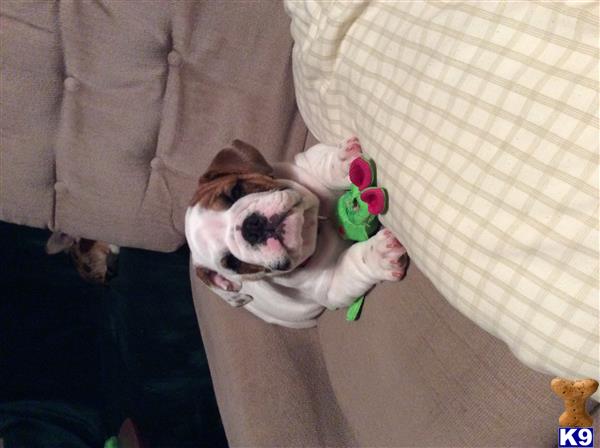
[325,229,408,309]
[294,137,363,190]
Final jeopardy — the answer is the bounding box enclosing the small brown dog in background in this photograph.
[46,232,119,284]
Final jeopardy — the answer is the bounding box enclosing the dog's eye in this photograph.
[229,182,245,202]
[222,253,242,272]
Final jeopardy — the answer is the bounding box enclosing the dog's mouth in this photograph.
[277,199,319,267]
[252,197,319,272]
[273,201,303,248]
[266,202,301,242]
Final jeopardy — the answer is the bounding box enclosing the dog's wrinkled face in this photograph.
[186,140,319,296]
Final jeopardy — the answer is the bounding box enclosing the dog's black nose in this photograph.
[241,213,269,245]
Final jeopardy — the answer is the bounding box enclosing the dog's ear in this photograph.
[46,232,76,254]
[199,140,273,183]
[195,266,252,307]
[196,266,240,291]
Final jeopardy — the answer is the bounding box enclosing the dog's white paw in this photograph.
[340,136,362,158]
[365,228,408,282]
[338,136,362,169]
[329,137,363,189]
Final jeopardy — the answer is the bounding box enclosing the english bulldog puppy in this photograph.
[185,138,408,328]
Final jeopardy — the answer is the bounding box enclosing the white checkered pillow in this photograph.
[286,1,599,397]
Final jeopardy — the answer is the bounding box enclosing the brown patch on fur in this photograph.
[191,173,279,210]
[70,240,118,285]
[46,233,118,284]
[191,140,278,210]
[195,266,214,287]
[203,140,273,180]
[78,238,95,253]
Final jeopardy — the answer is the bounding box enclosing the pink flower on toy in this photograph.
[360,188,387,215]
[349,158,373,190]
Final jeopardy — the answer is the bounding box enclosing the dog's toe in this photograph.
[339,136,363,161]
[368,228,408,281]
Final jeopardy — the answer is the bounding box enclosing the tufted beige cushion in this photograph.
[1,1,307,251]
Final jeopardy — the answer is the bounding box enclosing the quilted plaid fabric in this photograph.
[286,1,599,397]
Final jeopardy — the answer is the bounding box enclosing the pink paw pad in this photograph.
[372,228,408,281]
[343,137,362,156]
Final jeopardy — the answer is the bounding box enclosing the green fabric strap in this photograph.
[346,296,365,321]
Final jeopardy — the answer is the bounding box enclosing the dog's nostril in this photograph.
[241,213,269,245]
[273,258,291,271]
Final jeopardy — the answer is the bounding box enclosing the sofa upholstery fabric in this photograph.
[1,0,307,251]
[192,244,597,447]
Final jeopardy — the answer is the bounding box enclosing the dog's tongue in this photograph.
[266,237,282,251]
[280,211,304,250]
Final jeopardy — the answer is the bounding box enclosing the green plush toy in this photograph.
[336,156,388,321]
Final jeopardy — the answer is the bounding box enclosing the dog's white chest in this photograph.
[240,219,349,328]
